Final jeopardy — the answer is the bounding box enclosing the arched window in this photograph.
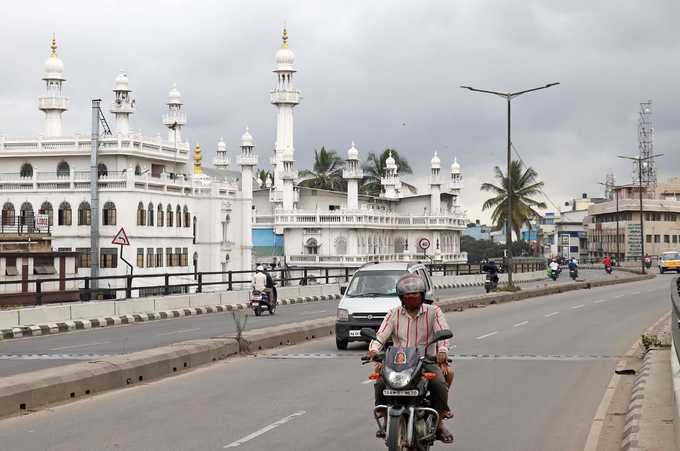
[147,203,154,226]
[183,206,190,228]
[20,202,34,226]
[58,201,72,226]
[78,202,91,225]
[166,204,173,227]
[57,161,70,178]
[176,205,182,228]
[136,202,146,226]
[97,163,108,178]
[2,203,14,226]
[20,163,33,178]
[157,204,164,227]
[39,201,53,226]
[102,201,116,226]
[334,236,347,255]
[394,236,406,253]
[134,165,142,176]
[305,238,319,255]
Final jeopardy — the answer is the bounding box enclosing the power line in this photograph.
[510,142,561,213]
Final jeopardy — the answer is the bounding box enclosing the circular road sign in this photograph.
[418,237,431,251]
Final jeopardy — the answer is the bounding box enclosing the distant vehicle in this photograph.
[659,252,680,274]
[335,262,436,350]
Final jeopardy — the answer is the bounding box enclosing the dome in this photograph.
[167,83,182,105]
[347,141,359,160]
[275,27,295,70]
[43,36,65,81]
[451,157,461,173]
[431,151,441,169]
[385,151,397,169]
[113,72,130,91]
[217,137,226,152]
[241,127,254,147]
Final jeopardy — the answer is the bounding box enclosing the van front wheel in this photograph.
[336,338,348,350]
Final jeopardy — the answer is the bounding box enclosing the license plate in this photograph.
[383,389,419,396]
[349,330,361,337]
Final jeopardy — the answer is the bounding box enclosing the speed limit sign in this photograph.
[418,237,431,251]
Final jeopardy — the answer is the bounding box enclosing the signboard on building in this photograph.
[36,214,49,229]
[560,235,570,245]
[627,223,641,257]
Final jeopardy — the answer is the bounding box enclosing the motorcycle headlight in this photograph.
[337,308,350,322]
[385,367,413,389]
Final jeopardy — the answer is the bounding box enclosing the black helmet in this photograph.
[396,273,426,297]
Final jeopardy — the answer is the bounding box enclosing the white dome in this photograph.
[241,127,254,147]
[347,141,359,160]
[217,137,226,152]
[451,157,461,173]
[431,151,441,168]
[44,55,65,80]
[275,27,295,70]
[113,72,130,91]
[385,151,397,169]
[167,83,182,105]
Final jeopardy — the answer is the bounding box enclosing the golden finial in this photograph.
[193,143,203,175]
[281,25,289,49]
[50,33,58,57]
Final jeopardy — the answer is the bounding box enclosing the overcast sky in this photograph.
[1,0,678,222]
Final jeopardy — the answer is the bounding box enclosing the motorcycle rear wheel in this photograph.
[254,307,262,316]
[387,414,410,451]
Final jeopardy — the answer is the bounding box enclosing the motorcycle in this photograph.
[361,327,453,451]
[250,290,276,316]
[604,265,613,274]
[484,273,498,293]
[569,268,578,281]
[549,268,559,281]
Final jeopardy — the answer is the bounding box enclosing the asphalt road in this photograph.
[0,270,623,377]
[0,273,671,451]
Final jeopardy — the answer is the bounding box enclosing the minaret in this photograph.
[430,151,442,215]
[449,158,462,206]
[193,144,203,175]
[381,151,401,199]
[214,137,230,170]
[271,26,301,191]
[343,142,363,210]
[110,71,134,136]
[281,149,297,211]
[39,34,68,137]
[238,127,257,198]
[163,83,186,143]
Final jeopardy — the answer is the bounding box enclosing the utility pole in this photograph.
[90,100,101,292]
[460,82,559,286]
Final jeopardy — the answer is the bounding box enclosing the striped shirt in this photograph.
[369,303,451,355]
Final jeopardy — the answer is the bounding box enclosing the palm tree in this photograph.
[256,169,272,188]
[361,148,413,196]
[298,147,345,191]
[481,160,547,239]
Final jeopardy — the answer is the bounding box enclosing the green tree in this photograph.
[460,235,504,264]
[298,147,345,191]
[361,148,413,196]
[481,160,547,239]
[256,169,272,188]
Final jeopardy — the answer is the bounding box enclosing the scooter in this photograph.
[250,290,276,316]
[569,268,578,281]
[605,265,613,275]
[484,273,498,293]
[549,268,559,281]
[361,328,453,451]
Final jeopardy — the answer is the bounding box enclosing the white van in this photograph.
[335,262,436,350]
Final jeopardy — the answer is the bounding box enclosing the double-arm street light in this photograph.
[461,82,559,286]
[616,153,664,274]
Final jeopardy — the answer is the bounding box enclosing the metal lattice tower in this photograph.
[633,100,656,186]
[604,171,615,199]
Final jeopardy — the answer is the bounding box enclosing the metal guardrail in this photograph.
[0,261,547,305]
[671,276,680,364]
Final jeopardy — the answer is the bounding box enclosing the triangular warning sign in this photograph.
[112,227,130,246]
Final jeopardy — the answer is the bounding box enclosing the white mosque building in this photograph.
[0,30,467,294]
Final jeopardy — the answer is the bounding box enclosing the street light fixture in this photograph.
[461,82,559,286]
[616,153,664,274]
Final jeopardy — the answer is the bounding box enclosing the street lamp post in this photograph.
[617,154,664,274]
[461,82,559,286]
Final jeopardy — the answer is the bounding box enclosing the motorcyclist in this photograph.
[251,265,274,305]
[568,258,578,271]
[482,259,500,284]
[366,273,454,444]
[602,255,612,268]
[549,259,560,273]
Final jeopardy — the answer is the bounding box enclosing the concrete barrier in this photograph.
[70,302,116,320]
[0,337,239,419]
[276,286,300,300]
[220,290,248,305]
[321,284,340,297]
[189,292,221,307]
[114,299,156,316]
[0,310,19,329]
[300,285,322,297]
[17,305,71,325]
[154,295,192,312]
[242,318,335,352]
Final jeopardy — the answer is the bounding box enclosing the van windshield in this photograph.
[663,252,680,260]
[345,270,407,297]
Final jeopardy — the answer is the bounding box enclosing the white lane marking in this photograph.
[49,341,110,351]
[476,331,498,340]
[631,291,641,295]
[156,327,201,337]
[361,379,374,385]
[572,304,585,310]
[594,299,607,304]
[224,411,306,448]
[513,321,528,328]
[614,294,624,299]
[299,310,327,315]
[545,312,560,318]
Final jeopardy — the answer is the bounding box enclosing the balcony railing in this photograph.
[38,96,69,110]
[272,209,467,229]
[287,252,468,265]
